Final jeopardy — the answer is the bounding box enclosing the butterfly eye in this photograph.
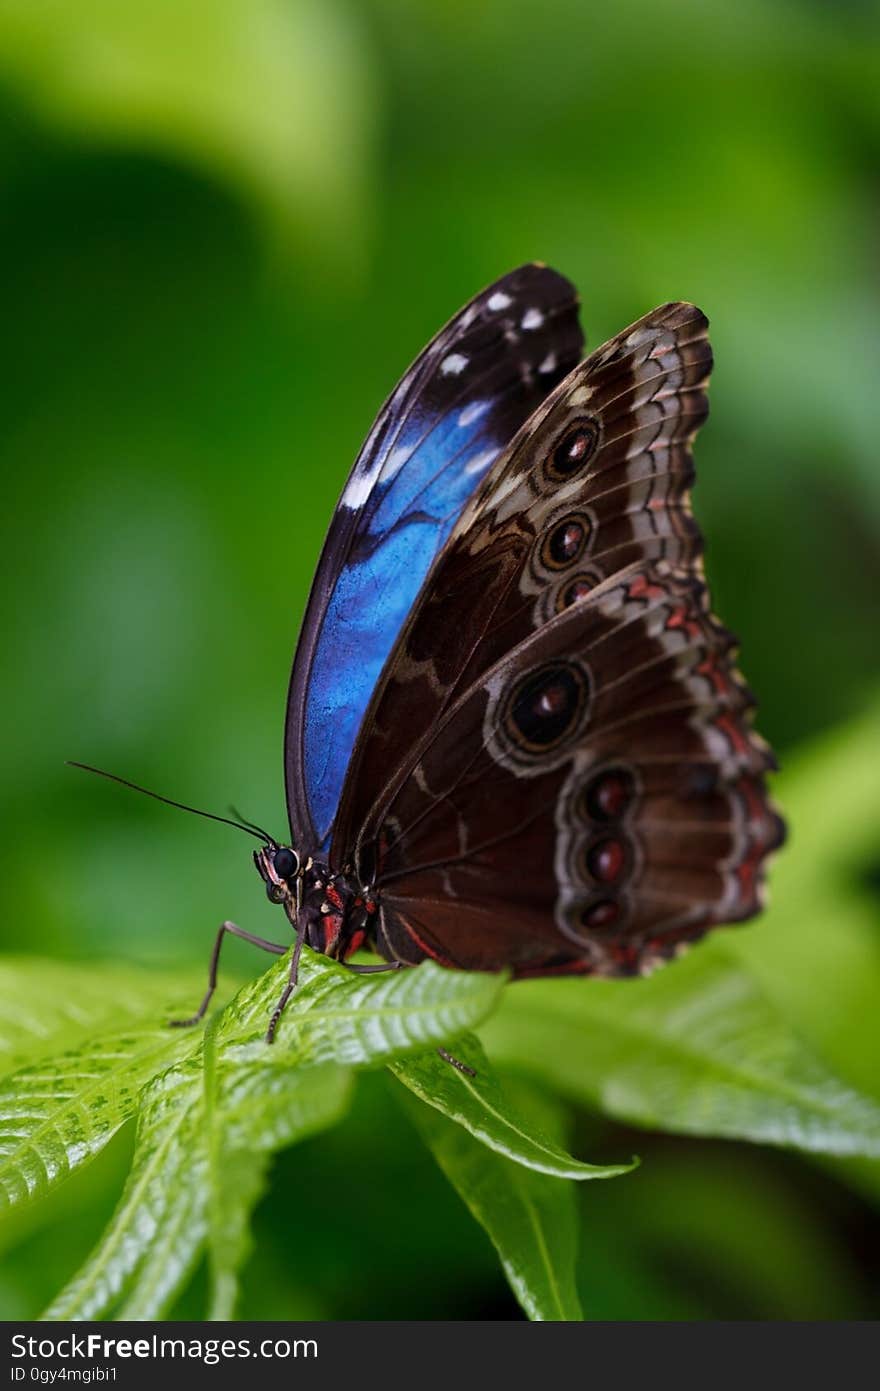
[547,420,599,482]
[273,847,299,880]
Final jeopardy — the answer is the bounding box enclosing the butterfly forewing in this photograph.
[284,264,584,852]
[331,302,784,977]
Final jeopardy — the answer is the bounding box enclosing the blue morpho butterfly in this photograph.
[75,265,783,1053]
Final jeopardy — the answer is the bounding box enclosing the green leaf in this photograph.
[576,1142,869,1321]
[44,1052,209,1320]
[390,1035,635,1180]
[203,1021,353,1321]
[223,950,508,1067]
[41,949,507,1318]
[0,958,208,1077]
[0,947,501,1226]
[45,1046,353,1322]
[0,959,226,1215]
[480,947,880,1157]
[721,701,880,1103]
[0,1025,200,1214]
[400,1083,583,1321]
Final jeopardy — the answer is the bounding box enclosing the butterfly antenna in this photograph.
[66,762,276,846]
[227,804,276,844]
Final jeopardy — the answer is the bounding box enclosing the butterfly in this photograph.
[165,264,784,1042]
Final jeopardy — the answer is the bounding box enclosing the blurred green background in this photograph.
[1,0,879,1319]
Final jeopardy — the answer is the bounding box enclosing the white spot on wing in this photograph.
[625,327,654,349]
[342,463,381,509]
[341,441,413,509]
[487,291,512,311]
[440,352,469,375]
[384,442,415,480]
[464,446,497,475]
[521,307,544,330]
[458,399,489,428]
[538,351,557,374]
[568,384,593,405]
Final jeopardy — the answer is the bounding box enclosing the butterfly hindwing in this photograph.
[284,264,584,851]
[351,561,782,976]
[331,304,783,976]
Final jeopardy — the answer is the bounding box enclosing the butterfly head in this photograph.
[254,843,302,908]
[254,843,378,962]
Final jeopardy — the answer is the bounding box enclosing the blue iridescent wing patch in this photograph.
[284,264,584,851]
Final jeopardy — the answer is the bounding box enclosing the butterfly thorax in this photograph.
[253,845,378,961]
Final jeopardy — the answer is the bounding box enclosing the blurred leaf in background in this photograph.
[0,0,378,261]
[0,0,878,1321]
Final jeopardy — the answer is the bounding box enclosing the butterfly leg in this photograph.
[169,921,288,1029]
[437,1047,477,1078]
[265,916,309,1044]
[343,960,406,974]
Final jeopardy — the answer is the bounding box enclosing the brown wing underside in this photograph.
[332,303,784,978]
